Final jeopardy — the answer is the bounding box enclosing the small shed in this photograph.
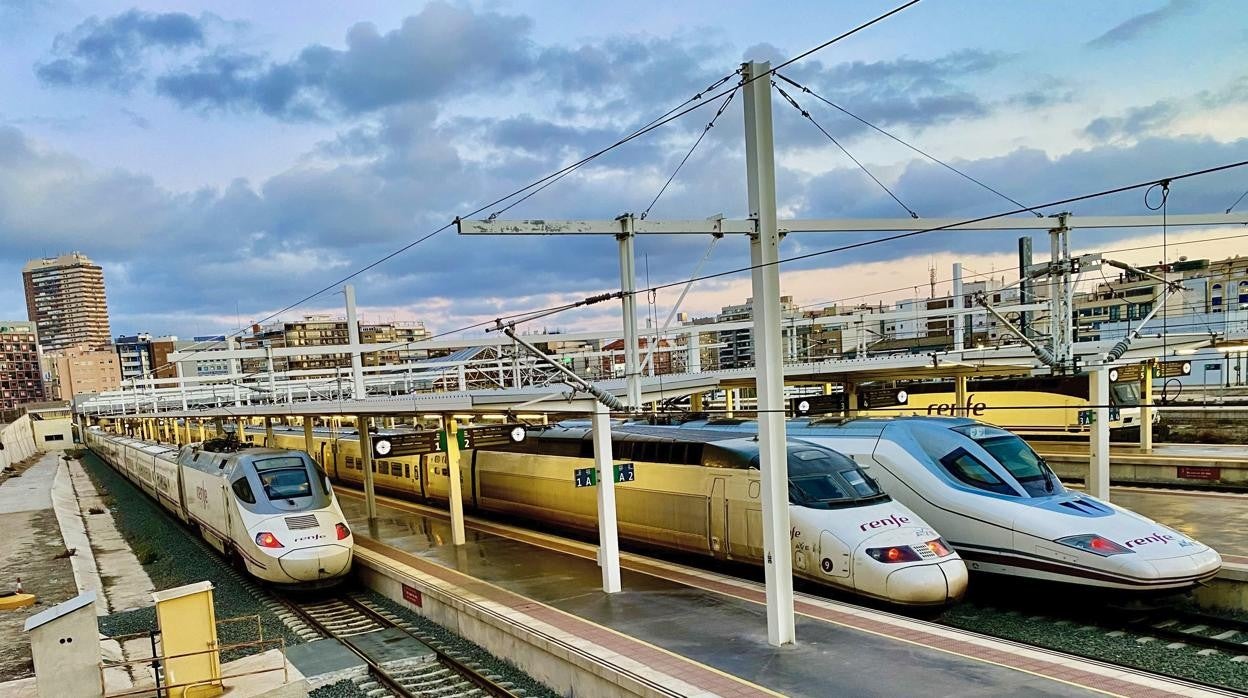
[23,591,102,698]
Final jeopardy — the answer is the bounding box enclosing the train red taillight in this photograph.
[255,532,284,548]
[866,546,922,563]
[335,523,351,540]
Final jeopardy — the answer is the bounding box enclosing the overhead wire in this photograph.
[641,85,739,220]
[773,80,919,218]
[124,0,928,388]
[774,72,1043,217]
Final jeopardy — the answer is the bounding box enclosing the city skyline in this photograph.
[1,1,1246,341]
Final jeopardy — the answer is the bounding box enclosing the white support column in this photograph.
[357,414,378,520]
[618,216,642,410]
[954,375,968,417]
[687,332,701,374]
[1088,368,1111,500]
[444,417,467,545]
[303,417,315,459]
[265,347,277,401]
[952,263,965,351]
[345,284,366,400]
[1140,363,1154,451]
[743,59,795,647]
[176,362,188,411]
[591,401,621,593]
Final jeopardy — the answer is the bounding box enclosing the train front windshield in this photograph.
[255,456,314,500]
[953,425,1063,497]
[786,448,889,508]
[1111,382,1141,406]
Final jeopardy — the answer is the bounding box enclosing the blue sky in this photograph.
[1,0,1246,339]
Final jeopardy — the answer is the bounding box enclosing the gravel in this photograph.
[79,451,302,661]
[937,587,1248,692]
[308,678,371,698]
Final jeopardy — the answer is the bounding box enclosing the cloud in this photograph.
[35,9,205,91]
[1083,100,1181,141]
[155,3,534,119]
[1087,0,1195,49]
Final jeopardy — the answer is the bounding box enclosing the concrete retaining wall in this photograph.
[354,551,678,698]
[0,415,37,469]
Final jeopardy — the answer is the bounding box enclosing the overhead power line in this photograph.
[129,0,927,383]
[774,72,1043,217]
[773,80,918,218]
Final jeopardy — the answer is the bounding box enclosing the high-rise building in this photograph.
[0,321,46,410]
[22,253,112,351]
[114,333,155,381]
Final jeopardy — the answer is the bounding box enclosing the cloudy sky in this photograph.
[2,0,1246,341]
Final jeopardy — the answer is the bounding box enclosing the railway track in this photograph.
[286,591,522,697]
[1122,609,1248,659]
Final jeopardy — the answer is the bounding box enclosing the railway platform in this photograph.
[338,490,1231,697]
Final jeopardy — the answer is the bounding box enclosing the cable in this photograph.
[1227,186,1248,214]
[125,1,927,387]
[641,86,739,220]
[774,72,1043,217]
[773,80,918,218]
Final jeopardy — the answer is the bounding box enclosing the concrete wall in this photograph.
[0,414,37,469]
[31,417,73,451]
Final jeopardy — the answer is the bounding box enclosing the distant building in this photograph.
[241,317,432,374]
[41,345,121,400]
[22,253,111,351]
[0,321,46,410]
[114,333,155,381]
[716,296,801,368]
[600,337,674,377]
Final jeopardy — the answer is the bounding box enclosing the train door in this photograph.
[708,477,727,557]
[417,456,428,500]
[818,530,852,578]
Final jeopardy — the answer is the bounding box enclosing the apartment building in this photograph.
[0,321,46,409]
[22,253,112,351]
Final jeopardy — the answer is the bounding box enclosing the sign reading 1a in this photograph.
[574,467,598,488]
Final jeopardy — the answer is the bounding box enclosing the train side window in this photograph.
[612,439,632,459]
[405,464,411,479]
[684,443,704,465]
[231,477,256,504]
[579,440,595,459]
[939,448,1017,496]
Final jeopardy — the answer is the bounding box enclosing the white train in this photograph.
[85,428,353,588]
[677,416,1222,593]
[251,423,967,605]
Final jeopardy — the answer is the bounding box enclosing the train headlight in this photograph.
[255,532,284,549]
[925,538,953,557]
[1056,534,1133,556]
[866,546,923,563]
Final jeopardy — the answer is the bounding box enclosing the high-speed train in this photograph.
[250,423,967,605]
[674,416,1222,593]
[85,428,353,588]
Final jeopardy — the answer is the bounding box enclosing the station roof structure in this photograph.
[113,374,719,420]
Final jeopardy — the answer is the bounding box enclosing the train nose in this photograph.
[277,544,353,581]
[884,559,968,604]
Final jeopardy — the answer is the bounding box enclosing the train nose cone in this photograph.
[278,544,353,581]
[885,560,966,605]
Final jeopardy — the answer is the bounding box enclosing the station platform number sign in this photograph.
[574,463,635,487]
[439,423,528,450]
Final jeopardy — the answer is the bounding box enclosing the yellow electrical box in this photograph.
[153,581,222,698]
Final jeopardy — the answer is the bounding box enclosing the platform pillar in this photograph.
[1139,363,1154,451]
[304,418,315,459]
[591,401,622,593]
[822,383,833,395]
[443,417,467,546]
[690,392,703,412]
[357,414,378,521]
[954,375,968,417]
[725,389,735,417]
[198,420,206,443]
[1089,368,1111,500]
[846,382,859,416]
[264,416,274,447]
[235,417,246,444]
[743,59,795,647]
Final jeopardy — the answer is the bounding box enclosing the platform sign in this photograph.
[613,462,635,483]
[1108,364,1143,383]
[1177,466,1221,481]
[574,467,598,488]
[459,423,527,449]
[859,387,909,409]
[401,584,423,607]
[790,394,847,417]
[372,432,441,458]
[1078,409,1096,426]
[1158,360,1192,378]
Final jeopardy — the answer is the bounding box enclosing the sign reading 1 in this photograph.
[574,463,636,487]
[574,467,598,488]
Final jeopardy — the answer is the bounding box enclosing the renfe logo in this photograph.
[1124,532,1176,548]
[860,514,911,531]
[926,394,987,417]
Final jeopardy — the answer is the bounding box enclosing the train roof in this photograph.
[680,414,983,437]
